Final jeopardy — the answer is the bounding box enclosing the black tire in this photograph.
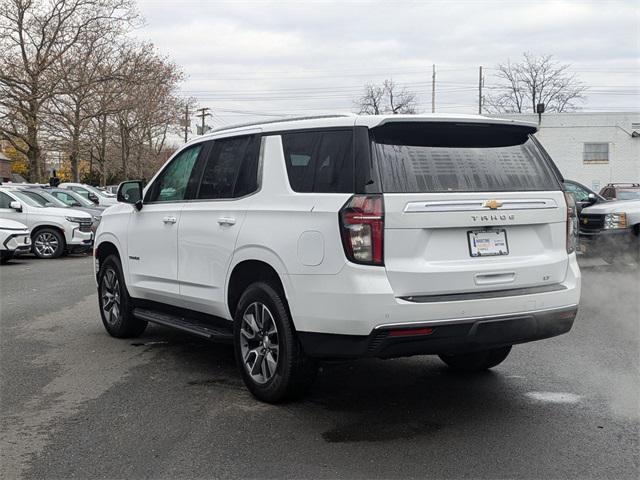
[439,346,512,373]
[32,228,65,259]
[233,281,318,403]
[98,254,147,338]
[631,227,640,263]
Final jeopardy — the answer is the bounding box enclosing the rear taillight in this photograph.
[564,192,578,254]
[339,194,384,266]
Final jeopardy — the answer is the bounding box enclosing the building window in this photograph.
[583,143,609,163]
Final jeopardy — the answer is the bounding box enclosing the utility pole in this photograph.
[195,107,211,135]
[431,64,436,113]
[184,103,189,143]
[478,65,483,114]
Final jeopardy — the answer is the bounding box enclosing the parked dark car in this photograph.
[563,180,606,214]
[599,183,640,201]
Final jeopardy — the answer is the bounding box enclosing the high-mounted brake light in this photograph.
[564,192,578,254]
[339,194,384,266]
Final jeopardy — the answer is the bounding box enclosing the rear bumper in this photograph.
[299,305,577,359]
[287,254,581,336]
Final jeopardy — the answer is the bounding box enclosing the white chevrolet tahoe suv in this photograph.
[0,187,94,258]
[94,114,581,402]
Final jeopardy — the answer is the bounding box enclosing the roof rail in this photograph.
[203,114,354,136]
[604,182,640,187]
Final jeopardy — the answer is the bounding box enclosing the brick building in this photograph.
[0,151,13,183]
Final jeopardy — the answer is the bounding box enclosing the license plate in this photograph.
[468,229,509,257]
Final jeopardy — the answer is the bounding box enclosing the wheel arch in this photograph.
[31,224,67,250]
[95,240,121,264]
[94,235,127,283]
[226,248,292,320]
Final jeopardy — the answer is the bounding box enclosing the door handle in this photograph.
[217,217,236,226]
[162,216,177,224]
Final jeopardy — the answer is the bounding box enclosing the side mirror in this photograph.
[72,201,82,207]
[88,192,99,204]
[587,193,597,204]
[117,180,144,211]
[9,201,22,212]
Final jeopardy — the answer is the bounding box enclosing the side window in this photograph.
[53,191,74,204]
[565,183,589,202]
[145,145,202,203]
[0,191,14,208]
[197,135,260,199]
[71,187,89,199]
[601,188,613,199]
[22,191,46,206]
[281,130,354,193]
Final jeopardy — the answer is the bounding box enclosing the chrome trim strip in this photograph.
[401,284,567,303]
[404,198,558,213]
[373,304,579,330]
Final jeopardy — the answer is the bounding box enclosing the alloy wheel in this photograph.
[240,302,280,384]
[101,268,121,326]
[34,232,59,257]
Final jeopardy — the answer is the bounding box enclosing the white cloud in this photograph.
[134,0,640,124]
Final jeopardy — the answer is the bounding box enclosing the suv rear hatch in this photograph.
[371,121,569,299]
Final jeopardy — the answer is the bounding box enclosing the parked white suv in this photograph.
[59,183,118,207]
[0,218,31,264]
[94,114,581,402]
[0,187,94,258]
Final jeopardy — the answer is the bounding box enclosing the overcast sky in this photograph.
[134,0,639,130]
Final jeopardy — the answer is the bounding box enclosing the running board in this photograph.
[133,308,233,341]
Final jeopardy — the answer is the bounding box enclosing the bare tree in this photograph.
[113,42,184,180]
[485,53,587,113]
[355,79,418,115]
[47,31,127,181]
[0,0,136,181]
[357,83,385,115]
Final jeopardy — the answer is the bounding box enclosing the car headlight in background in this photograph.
[65,216,87,223]
[93,215,101,223]
[604,213,627,229]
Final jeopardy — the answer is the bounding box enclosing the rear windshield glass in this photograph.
[618,190,640,200]
[371,122,560,193]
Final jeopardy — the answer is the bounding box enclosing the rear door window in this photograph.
[371,122,560,193]
[196,135,260,199]
[281,130,354,193]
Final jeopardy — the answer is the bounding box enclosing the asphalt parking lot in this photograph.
[1,254,638,479]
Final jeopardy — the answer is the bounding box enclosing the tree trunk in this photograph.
[99,114,107,185]
[120,121,129,179]
[26,125,42,182]
[70,107,81,182]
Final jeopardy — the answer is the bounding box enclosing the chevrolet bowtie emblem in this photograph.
[482,199,503,210]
